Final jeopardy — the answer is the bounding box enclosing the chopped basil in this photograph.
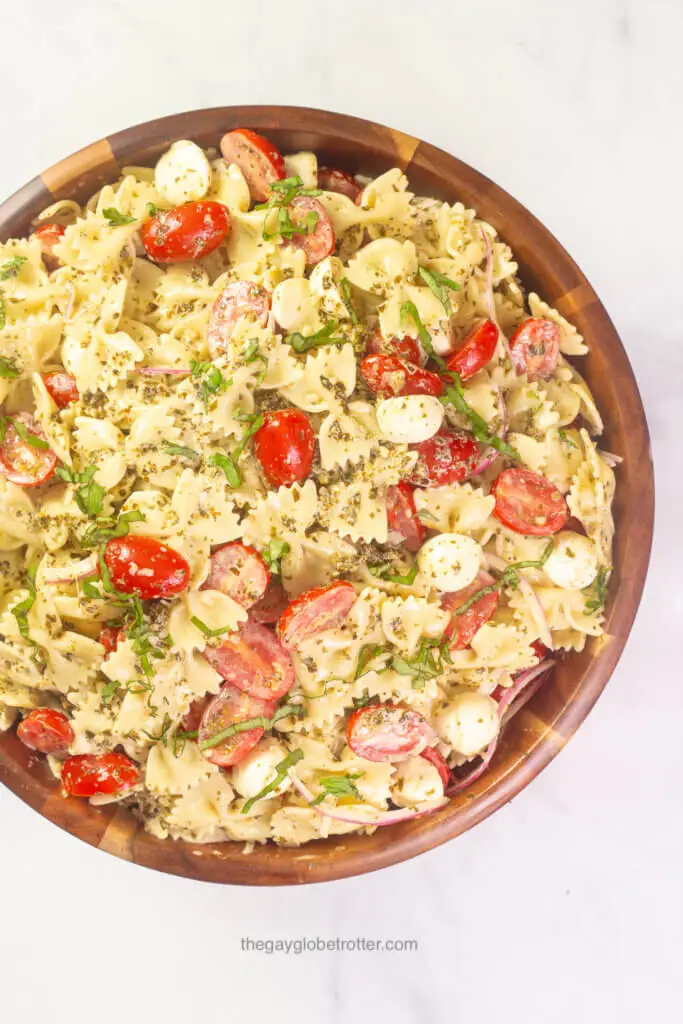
[584,565,610,613]
[102,207,136,226]
[254,175,321,210]
[80,509,145,549]
[417,265,460,314]
[351,689,373,709]
[244,339,268,386]
[261,538,290,575]
[9,417,49,450]
[100,679,120,705]
[208,451,242,488]
[309,772,363,806]
[286,320,347,354]
[558,429,578,450]
[11,563,38,641]
[0,355,20,379]
[199,703,306,751]
[453,541,555,617]
[190,615,234,639]
[400,300,446,369]
[161,439,200,461]
[391,636,453,683]
[141,713,173,745]
[190,360,230,406]
[339,278,358,324]
[354,643,387,680]
[368,563,419,586]
[146,202,158,217]
[262,205,319,241]
[55,464,105,517]
[441,370,520,460]
[0,256,27,280]
[241,748,305,814]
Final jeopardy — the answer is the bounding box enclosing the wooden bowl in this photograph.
[0,107,654,884]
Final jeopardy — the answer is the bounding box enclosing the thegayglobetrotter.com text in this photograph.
[240,937,418,954]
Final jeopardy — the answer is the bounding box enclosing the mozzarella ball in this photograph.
[435,690,499,757]
[271,277,318,333]
[231,739,291,801]
[544,531,599,590]
[417,533,481,592]
[154,140,212,205]
[376,395,444,444]
[391,756,445,808]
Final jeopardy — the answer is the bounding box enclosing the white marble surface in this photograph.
[1,1,681,1021]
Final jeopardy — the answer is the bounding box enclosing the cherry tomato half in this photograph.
[442,571,500,650]
[202,542,271,609]
[103,536,191,599]
[141,201,231,264]
[249,580,290,625]
[408,429,481,488]
[61,752,140,797]
[253,408,315,487]
[0,412,57,488]
[219,128,286,203]
[509,318,561,380]
[317,167,362,202]
[346,704,437,763]
[386,482,426,552]
[198,684,276,767]
[360,354,443,398]
[43,371,79,409]
[208,281,270,359]
[203,620,294,701]
[491,467,569,536]
[17,708,74,755]
[366,328,422,366]
[278,581,357,649]
[446,320,498,382]
[98,625,123,655]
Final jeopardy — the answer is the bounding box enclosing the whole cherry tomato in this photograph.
[253,408,315,487]
[103,536,190,599]
[141,201,231,263]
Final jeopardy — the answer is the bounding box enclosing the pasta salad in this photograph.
[0,128,617,846]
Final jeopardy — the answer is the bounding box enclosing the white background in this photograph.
[1,1,681,1021]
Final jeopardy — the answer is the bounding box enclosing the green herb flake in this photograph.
[261,538,291,575]
[55,464,105,517]
[417,265,460,314]
[368,563,419,586]
[102,207,136,226]
[286,320,347,354]
[189,360,229,406]
[190,615,234,639]
[309,772,363,806]
[0,355,20,379]
[400,300,446,369]
[11,563,38,641]
[208,451,242,488]
[0,256,27,281]
[441,370,520,460]
[199,703,306,752]
[161,439,200,462]
[339,278,358,324]
[242,749,305,814]
[584,565,611,613]
[80,509,145,549]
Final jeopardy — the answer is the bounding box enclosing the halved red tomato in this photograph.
[98,625,123,655]
[103,536,190,599]
[249,581,290,624]
[317,167,362,201]
[366,328,422,366]
[198,684,275,767]
[33,223,65,268]
[0,412,57,487]
[360,354,443,398]
[408,429,481,488]
[346,704,437,763]
[277,581,357,648]
[420,745,451,788]
[446,320,498,381]
[17,708,74,755]
[43,371,79,408]
[253,408,315,487]
[141,201,231,263]
[509,318,560,380]
[442,571,499,650]
[208,281,270,359]
[491,467,569,536]
[287,196,335,265]
[61,753,140,797]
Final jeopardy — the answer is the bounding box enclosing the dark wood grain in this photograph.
[0,107,654,885]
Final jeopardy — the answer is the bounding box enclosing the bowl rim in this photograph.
[0,105,654,885]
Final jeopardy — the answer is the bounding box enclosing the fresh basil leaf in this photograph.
[190,615,234,639]
[400,300,446,369]
[368,563,419,586]
[208,451,242,488]
[100,679,120,705]
[190,360,229,406]
[10,417,49,450]
[11,563,38,641]
[309,772,363,806]
[339,277,358,324]
[286,320,347,354]
[146,202,158,217]
[354,643,386,680]
[80,509,145,549]
[261,538,291,575]
[584,565,610,613]
[199,703,305,751]
[0,256,27,281]
[441,372,520,460]
[103,207,136,226]
[56,464,105,517]
[0,355,20,379]
[161,440,200,461]
[417,265,460,314]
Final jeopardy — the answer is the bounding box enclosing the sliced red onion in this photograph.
[289,772,448,826]
[135,366,191,377]
[498,659,555,722]
[481,226,512,361]
[598,450,623,468]
[517,577,553,648]
[446,735,499,794]
[42,553,99,585]
[469,447,499,476]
